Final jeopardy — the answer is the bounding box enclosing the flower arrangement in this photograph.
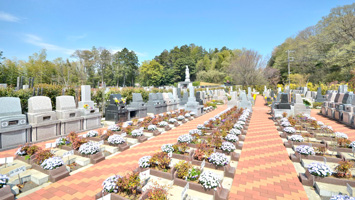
[189,129,202,136]
[15,143,41,157]
[107,134,125,145]
[330,195,355,200]
[233,123,243,130]
[187,167,201,181]
[208,152,229,166]
[131,129,143,137]
[149,152,171,171]
[175,161,192,179]
[295,145,315,155]
[177,134,193,144]
[102,175,122,193]
[158,121,168,127]
[185,113,191,118]
[317,121,324,126]
[147,125,157,131]
[107,124,120,132]
[41,157,64,170]
[197,124,205,130]
[86,130,98,138]
[78,142,100,155]
[334,160,354,178]
[349,141,355,148]
[307,162,332,177]
[0,174,9,188]
[224,134,239,143]
[283,127,296,134]
[161,144,174,153]
[229,128,241,136]
[280,121,291,127]
[288,135,304,142]
[177,115,185,121]
[139,156,152,168]
[335,132,348,139]
[32,150,54,165]
[198,171,220,189]
[220,142,236,153]
[168,118,177,124]
[83,104,89,109]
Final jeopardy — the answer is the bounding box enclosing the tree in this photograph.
[139,60,164,86]
[112,48,138,87]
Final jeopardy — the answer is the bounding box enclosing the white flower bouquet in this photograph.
[224,134,239,143]
[41,157,64,170]
[158,121,168,127]
[288,135,304,142]
[138,156,152,168]
[220,142,236,152]
[280,121,291,127]
[107,134,125,145]
[169,118,177,124]
[233,123,243,130]
[86,130,98,138]
[198,171,220,189]
[283,127,296,134]
[197,124,205,130]
[102,175,121,193]
[78,142,100,155]
[335,132,348,139]
[307,162,332,177]
[0,174,9,188]
[295,145,315,155]
[189,129,202,136]
[185,113,191,118]
[107,124,120,132]
[208,152,229,166]
[147,125,157,131]
[131,129,143,137]
[177,134,193,144]
[161,144,174,153]
[177,115,185,121]
[229,128,241,136]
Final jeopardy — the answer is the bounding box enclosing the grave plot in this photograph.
[276,113,355,199]
[95,106,251,200]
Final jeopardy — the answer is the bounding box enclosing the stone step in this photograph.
[315,182,350,197]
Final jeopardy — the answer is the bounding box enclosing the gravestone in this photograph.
[292,94,310,116]
[105,94,129,122]
[273,93,292,117]
[315,87,326,102]
[0,97,31,149]
[27,96,61,141]
[56,96,83,135]
[177,66,193,89]
[239,91,252,111]
[321,92,336,115]
[335,92,353,121]
[78,85,101,130]
[146,93,161,114]
[227,91,239,107]
[343,94,355,126]
[162,93,174,112]
[185,86,203,116]
[156,93,167,113]
[180,92,188,106]
[168,93,178,110]
[196,91,203,105]
[127,93,147,119]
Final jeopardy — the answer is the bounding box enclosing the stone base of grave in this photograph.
[0,125,31,150]
[30,121,61,142]
[31,164,69,182]
[59,117,83,135]
[0,185,14,200]
[81,114,102,131]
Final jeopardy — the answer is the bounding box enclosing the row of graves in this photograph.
[321,85,355,128]
[270,92,311,118]
[0,85,101,151]
[0,104,217,199]
[274,112,355,199]
[96,106,252,200]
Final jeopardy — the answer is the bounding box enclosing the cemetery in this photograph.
[1,1,355,199]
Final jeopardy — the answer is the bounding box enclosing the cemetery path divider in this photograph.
[312,109,355,141]
[229,96,308,200]
[17,105,227,200]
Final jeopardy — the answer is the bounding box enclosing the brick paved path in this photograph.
[18,105,227,200]
[229,96,308,200]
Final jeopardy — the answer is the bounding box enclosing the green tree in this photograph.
[139,60,164,86]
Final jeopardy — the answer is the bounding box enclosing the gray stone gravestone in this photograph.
[185,86,203,116]
[56,96,83,135]
[78,85,101,130]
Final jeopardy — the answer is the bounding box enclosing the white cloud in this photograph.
[0,11,20,22]
[24,34,75,55]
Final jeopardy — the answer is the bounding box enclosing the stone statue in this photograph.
[185,65,190,82]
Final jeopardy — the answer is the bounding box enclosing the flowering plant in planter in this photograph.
[147,125,157,131]
[198,171,220,189]
[55,137,71,147]
[237,121,245,125]
[330,195,355,200]
[233,123,243,130]
[288,135,304,142]
[173,143,188,154]
[188,167,201,181]
[108,134,125,145]
[280,117,288,122]
[197,124,205,130]
[131,129,143,137]
[168,118,177,124]
[295,145,315,155]
[185,113,191,118]
[161,144,174,153]
[166,111,171,115]
[224,134,239,143]
[280,121,291,127]
[177,134,193,144]
[321,125,334,133]
[283,127,296,134]
[334,160,354,178]
[317,121,324,126]
[177,115,185,121]
[41,157,64,170]
[149,152,171,171]
[78,142,100,155]
[102,175,122,193]
[238,116,247,122]
[0,174,9,188]
[208,152,229,166]
[32,150,54,165]
[307,162,332,177]
[107,124,120,132]
[220,142,236,153]
[15,143,42,159]
[349,141,355,148]
[175,160,192,179]
[229,128,241,136]
[335,132,348,139]
[189,129,202,136]
[139,156,152,168]
[158,121,168,127]
[86,130,98,138]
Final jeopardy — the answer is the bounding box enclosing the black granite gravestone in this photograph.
[105,94,128,123]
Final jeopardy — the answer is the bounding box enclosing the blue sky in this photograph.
[0,0,354,63]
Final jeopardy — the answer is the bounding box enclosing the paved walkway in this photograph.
[229,96,308,200]
[311,109,355,141]
[18,105,227,200]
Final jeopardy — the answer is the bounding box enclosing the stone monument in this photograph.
[78,85,101,130]
[185,86,203,116]
[56,96,83,135]
[105,94,129,122]
[127,93,147,119]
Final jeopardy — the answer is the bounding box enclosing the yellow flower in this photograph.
[83,104,89,109]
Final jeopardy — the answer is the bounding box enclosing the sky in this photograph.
[0,0,354,63]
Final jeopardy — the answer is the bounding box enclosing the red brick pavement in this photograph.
[229,96,308,200]
[17,105,227,200]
